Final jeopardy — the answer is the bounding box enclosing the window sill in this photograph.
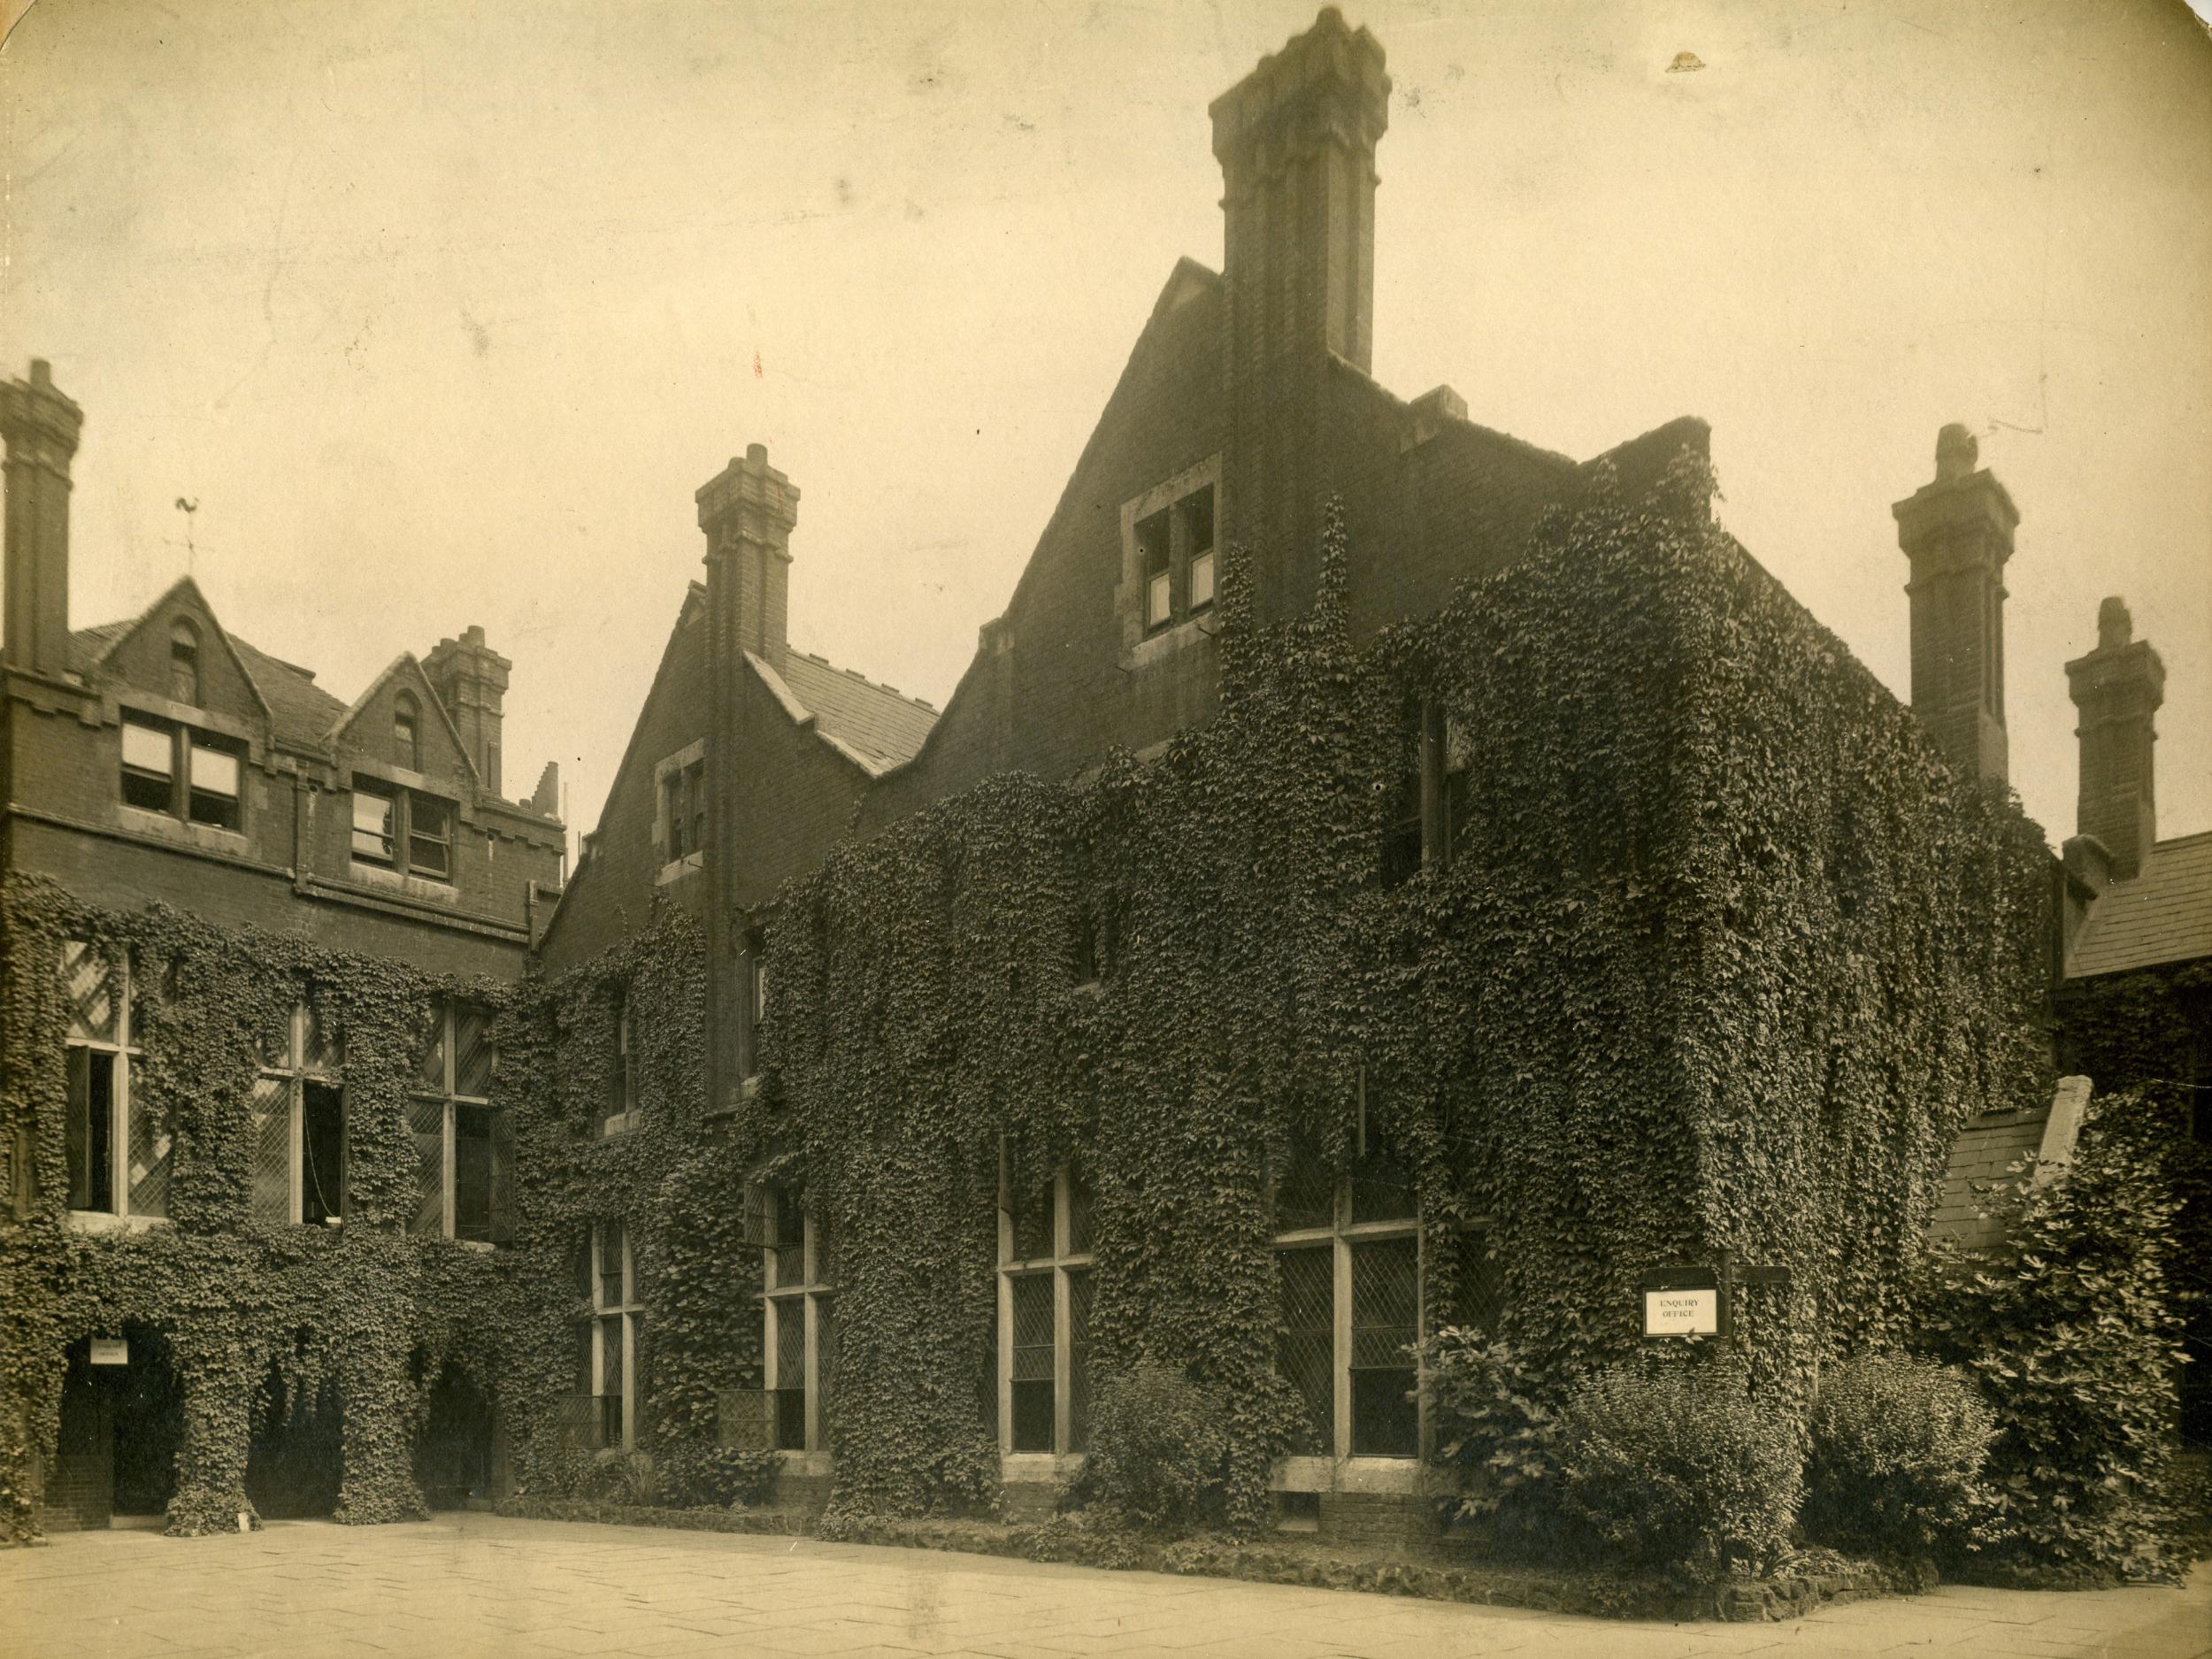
[117,805,250,854]
[1271,1455,1432,1495]
[772,1448,833,1477]
[349,861,459,904]
[602,1110,642,1139]
[1119,611,1217,673]
[65,1209,172,1236]
[655,851,704,887]
[445,1237,496,1254]
[1002,1451,1087,1480]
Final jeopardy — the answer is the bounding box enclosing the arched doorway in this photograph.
[413,1362,496,1509]
[246,1351,342,1519]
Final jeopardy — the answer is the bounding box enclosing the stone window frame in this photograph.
[758,1186,833,1454]
[117,703,248,837]
[651,739,707,883]
[407,995,509,1246]
[1116,456,1223,667]
[349,773,457,883]
[250,999,348,1230]
[61,941,171,1228]
[997,1143,1095,1463]
[589,1220,641,1452]
[1269,1094,1425,1468]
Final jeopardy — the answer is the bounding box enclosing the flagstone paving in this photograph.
[2,1514,2205,1659]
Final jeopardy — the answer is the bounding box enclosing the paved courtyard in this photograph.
[1,1515,2206,1659]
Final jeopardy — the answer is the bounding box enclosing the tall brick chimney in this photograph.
[425,624,511,795]
[1212,10,1389,618]
[2,359,85,680]
[1212,6,1390,378]
[2065,596,2164,882]
[695,442,799,1116]
[695,443,798,674]
[1893,423,2018,783]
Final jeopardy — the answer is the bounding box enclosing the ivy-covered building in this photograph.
[523,7,2059,1547]
[0,355,568,1537]
[12,6,2162,1555]
[2049,596,2211,1442]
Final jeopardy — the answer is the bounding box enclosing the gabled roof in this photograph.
[326,652,481,786]
[2066,830,2212,980]
[75,573,277,727]
[69,583,349,751]
[749,649,937,777]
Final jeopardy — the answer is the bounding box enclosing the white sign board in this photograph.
[1643,1288,1718,1336]
[89,1338,129,1366]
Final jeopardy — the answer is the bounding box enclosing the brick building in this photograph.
[4,5,2193,1555]
[533,8,2101,1544]
[0,354,566,1532]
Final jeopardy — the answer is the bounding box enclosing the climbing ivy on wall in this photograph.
[749,450,2055,1532]
[0,875,755,1548]
[0,874,515,1544]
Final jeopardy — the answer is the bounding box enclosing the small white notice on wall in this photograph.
[88,1338,128,1366]
[1643,1288,1718,1336]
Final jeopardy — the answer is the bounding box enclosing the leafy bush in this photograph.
[1072,1364,1230,1532]
[1553,1363,1804,1583]
[653,1441,781,1509]
[1419,1330,1569,1553]
[1801,1353,1993,1559]
[1911,1098,2190,1582]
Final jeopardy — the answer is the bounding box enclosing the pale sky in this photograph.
[4,0,2208,858]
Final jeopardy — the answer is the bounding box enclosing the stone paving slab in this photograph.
[0,1515,2204,1659]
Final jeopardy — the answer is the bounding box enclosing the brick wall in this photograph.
[1317,1488,1432,1549]
[36,1451,111,1532]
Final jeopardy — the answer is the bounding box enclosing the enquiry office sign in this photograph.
[1640,1266,1721,1337]
[1644,1286,1719,1335]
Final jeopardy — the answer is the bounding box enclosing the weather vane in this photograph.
[173,497,198,573]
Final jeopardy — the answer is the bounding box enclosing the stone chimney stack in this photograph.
[1893,423,2019,783]
[695,442,798,673]
[2,359,85,680]
[1211,6,1390,378]
[2065,595,2164,882]
[424,624,511,795]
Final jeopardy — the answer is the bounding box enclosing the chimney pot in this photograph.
[2096,595,2131,650]
[1934,422,1978,481]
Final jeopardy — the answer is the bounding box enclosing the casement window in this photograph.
[408,997,511,1243]
[604,987,639,1134]
[168,619,201,705]
[250,1001,347,1228]
[1139,483,1217,634]
[1380,700,1471,887]
[119,713,244,833]
[757,1187,834,1453]
[1271,1111,1424,1459]
[660,757,706,864]
[997,1146,1095,1455]
[588,1221,642,1451]
[61,941,168,1220]
[741,927,768,1083]
[350,777,454,880]
[394,692,421,772]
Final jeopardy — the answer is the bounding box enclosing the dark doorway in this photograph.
[413,1363,496,1509]
[110,1323,182,1515]
[50,1325,182,1526]
[246,1356,342,1518]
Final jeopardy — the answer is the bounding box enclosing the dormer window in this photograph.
[168,620,201,706]
[394,692,421,772]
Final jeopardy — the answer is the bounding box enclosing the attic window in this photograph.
[169,621,201,706]
[395,693,421,772]
[1121,461,1222,649]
